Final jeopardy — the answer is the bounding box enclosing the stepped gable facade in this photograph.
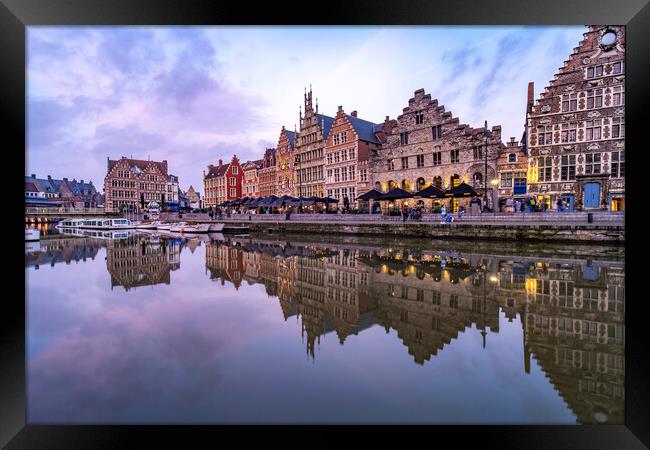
[368,88,503,211]
[526,25,625,211]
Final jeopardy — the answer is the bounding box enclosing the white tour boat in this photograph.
[25,227,40,241]
[57,217,134,230]
[169,222,188,233]
[57,218,85,228]
[156,223,173,231]
[80,218,135,230]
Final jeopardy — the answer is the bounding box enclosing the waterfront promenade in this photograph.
[171,211,624,243]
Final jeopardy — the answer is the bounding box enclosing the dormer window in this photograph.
[415,111,424,125]
[508,153,517,163]
[232,166,238,174]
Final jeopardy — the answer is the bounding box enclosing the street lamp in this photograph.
[483,120,489,211]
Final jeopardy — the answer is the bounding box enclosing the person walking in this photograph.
[440,205,447,223]
[556,197,563,213]
[402,204,408,222]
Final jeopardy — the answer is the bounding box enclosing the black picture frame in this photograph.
[3,0,648,447]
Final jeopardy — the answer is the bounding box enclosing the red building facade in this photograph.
[203,155,243,207]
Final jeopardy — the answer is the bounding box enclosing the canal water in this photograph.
[25,226,624,424]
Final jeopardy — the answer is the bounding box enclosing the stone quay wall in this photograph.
[219,219,624,244]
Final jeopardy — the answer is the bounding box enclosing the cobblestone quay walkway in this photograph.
[204,212,624,244]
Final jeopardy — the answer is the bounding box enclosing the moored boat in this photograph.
[156,223,173,231]
[208,223,225,232]
[135,221,158,230]
[169,222,188,233]
[80,218,134,230]
[25,227,40,241]
[56,218,85,228]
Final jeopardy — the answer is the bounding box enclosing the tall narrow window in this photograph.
[473,146,483,160]
[387,159,394,171]
[432,125,442,140]
[450,149,459,163]
[432,152,441,166]
[538,157,552,181]
[560,155,576,180]
[585,120,602,140]
[611,151,625,178]
[538,126,552,145]
[587,89,603,109]
[400,132,409,145]
[561,122,577,143]
[416,154,424,167]
[585,153,601,175]
[415,111,424,124]
[611,117,625,138]
[401,156,409,169]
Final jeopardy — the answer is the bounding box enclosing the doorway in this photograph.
[583,182,601,209]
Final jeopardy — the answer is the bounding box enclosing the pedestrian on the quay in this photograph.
[458,205,465,220]
[440,205,447,223]
[402,204,408,222]
[557,198,564,212]
[514,200,520,213]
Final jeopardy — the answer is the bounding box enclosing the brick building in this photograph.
[203,155,243,208]
[258,148,277,197]
[242,159,263,198]
[295,87,334,198]
[323,106,382,208]
[104,157,169,213]
[276,126,297,197]
[526,26,625,211]
[368,88,503,212]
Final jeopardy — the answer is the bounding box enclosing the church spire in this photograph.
[315,97,318,115]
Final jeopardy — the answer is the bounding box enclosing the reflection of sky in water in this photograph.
[26,236,622,424]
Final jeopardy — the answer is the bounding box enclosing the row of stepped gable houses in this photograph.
[203,25,625,213]
[26,160,203,213]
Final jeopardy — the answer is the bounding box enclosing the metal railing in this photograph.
[25,207,107,215]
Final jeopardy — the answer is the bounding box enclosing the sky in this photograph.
[27,26,586,195]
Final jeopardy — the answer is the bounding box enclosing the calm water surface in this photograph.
[25,226,625,424]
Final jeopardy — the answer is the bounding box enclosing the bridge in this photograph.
[25,207,118,224]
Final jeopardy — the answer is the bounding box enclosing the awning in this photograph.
[444,182,480,197]
[356,189,384,201]
[378,188,413,200]
[414,185,446,199]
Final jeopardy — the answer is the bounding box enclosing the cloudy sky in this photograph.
[27,26,586,194]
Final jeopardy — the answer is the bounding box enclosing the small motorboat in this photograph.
[25,227,40,242]
[181,223,211,233]
[135,221,158,230]
[157,223,173,231]
[169,222,188,233]
[208,223,225,232]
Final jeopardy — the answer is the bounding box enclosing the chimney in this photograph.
[351,111,357,117]
[31,174,35,178]
[62,177,68,182]
[47,175,52,181]
[219,159,223,166]
[338,105,343,112]
[80,179,84,185]
[527,82,534,112]
[508,137,517,147]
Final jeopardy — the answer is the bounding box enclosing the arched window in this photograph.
[433,176,442,188]
[450,174,460,187]
[388,180,396,190]
[401,179,410,191]
[472,172,483,187]
[416,177,426,191]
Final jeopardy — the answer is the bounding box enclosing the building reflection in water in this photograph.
[204,237,624,425]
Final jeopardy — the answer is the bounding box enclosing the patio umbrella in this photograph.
[444,182,480,197]
[320,197,339,203]
[258,195,278,207]
[356,189,384,201]
[414,185,446,199]
[378,188,413,200]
